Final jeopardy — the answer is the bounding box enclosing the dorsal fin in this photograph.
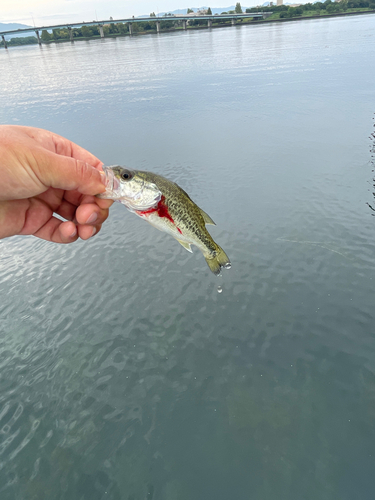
[199,208,216,225]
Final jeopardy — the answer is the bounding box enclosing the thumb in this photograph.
[37,150,106,196]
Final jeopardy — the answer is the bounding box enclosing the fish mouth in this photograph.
[98,166,121,199]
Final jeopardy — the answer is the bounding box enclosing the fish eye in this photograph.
[120,170,132,181]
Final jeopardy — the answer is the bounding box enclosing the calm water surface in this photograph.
[1,15,375,500]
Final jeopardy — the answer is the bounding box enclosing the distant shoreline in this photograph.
[1,9,375,48]
[172,9,375,29]
[248,8,375,25]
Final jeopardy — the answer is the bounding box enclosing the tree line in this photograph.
[246,0,375,18]
[1,0,374,48]
[39,18,183,42]
[0,36,38,47]
[0,16,223,47]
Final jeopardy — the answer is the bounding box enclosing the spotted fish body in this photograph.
[98,166,231,275]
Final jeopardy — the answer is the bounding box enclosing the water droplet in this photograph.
[217,285,223,293]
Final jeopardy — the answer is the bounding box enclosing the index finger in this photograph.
[52,134,104,170]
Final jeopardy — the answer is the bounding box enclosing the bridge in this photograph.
[0,13,272,48]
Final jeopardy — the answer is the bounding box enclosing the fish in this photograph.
[98,166,231,275]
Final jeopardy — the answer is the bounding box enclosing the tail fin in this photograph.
[205,246,231,276]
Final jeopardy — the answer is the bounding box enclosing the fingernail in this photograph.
[91,227,97,237]
[86,213,98,224]
[70,227,77,238]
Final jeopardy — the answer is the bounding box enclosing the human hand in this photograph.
[0,125,113,243]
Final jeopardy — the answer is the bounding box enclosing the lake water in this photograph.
[1,14,375,499]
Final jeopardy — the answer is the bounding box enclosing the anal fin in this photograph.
[176,239,193,253]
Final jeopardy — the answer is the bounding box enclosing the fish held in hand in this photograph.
[98,166,231,275]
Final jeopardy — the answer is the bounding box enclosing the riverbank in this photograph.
[1,8,375,48]
[252,8,375,24]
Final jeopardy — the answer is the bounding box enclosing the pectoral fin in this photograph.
[199,208,216,225]
[176,239,193,253]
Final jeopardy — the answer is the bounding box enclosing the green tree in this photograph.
[150,12,156,17]
[116,23,128,34]
[207,7,212,14]
[235,2,243,13]
[80,25,93,37]
[143,21,156,30]
[1,36,38,46]
[41,30,51,42]
[131,22,140,33]
[161,19,174,28]
[341,0,349,10]
[187,8,194,14]
[51,28,69,40]
[108,23,117,34]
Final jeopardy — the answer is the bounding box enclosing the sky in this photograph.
[1,0,260,26]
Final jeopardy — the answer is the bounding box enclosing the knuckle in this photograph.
[75,160,89,180]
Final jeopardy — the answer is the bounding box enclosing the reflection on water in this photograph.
[1,14,375,500]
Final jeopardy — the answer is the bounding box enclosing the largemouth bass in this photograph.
[98,166,231,275]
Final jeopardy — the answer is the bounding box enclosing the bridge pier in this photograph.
[68,27,73,41]
[156,21,161,33]
[182,20,187,30]
[98,25,104,38]
[35,30,41,45]
[208,19,212,28]
[128,23,133,35]
[231,18,236,25]
[1,35,7,49]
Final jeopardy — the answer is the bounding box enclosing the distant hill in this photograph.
[0,22,33,39]
[0,22,33,31]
